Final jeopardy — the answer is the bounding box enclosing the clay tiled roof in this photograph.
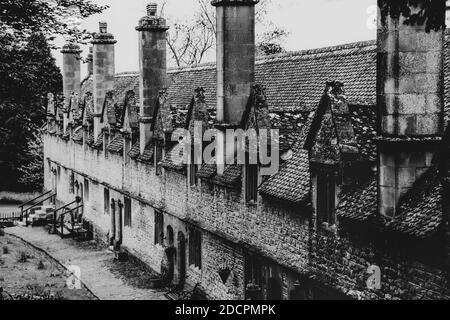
[91,134,103,150]
[86,131,94,145]
[350,106,377,162]
[161,143,186,172]
[80,40,379,115]
[107,135,124,154]
[384,166,444,239]
[259,118,313,204]
[197,162,217,180]
[337,166,444,239]
[82,32,450,119]
[336,178,378,222]
[128,142,140,159]
[137,141,154,163]
[72,126,83,144]
[197,160,243,189]
[213,165,242,188]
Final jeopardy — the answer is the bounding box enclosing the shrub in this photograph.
[3,246,9,254]
[0,228,5,237]
[17,251,29,263]
[37,260,45,270]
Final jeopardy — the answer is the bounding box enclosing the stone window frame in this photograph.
[69,171,75,194]
[124,197,132,227]
[245,163,259,204]
[189,143,199,187]
[316,171,336,227]
[188,227,202,269]
[83,178,90,201]
[104,188,110,215]
[154,210,164,245]
[155,142,164,176]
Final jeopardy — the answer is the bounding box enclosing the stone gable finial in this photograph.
[195,87,205,101]
[325,81,345,96]
[158,88,168,100]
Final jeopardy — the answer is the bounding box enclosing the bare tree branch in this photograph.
[166,0,285,66]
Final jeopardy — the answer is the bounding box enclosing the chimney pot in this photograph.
[99,22,108,33]
[147,3,157,16]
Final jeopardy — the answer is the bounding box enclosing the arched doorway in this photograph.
[177,231,186,286]
[110,199,116,245]
[167,226,174,247]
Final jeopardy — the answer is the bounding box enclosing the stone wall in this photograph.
[43,133,449,300]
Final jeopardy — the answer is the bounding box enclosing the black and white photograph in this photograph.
[1,0,450,307]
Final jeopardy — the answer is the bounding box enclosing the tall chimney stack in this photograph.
[377,0,445,218]
[136,3,169,155]
[212,0,259,174]
[61,43,82,133]
[91,22,116,142]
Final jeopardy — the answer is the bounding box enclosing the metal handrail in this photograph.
[19,190,52,209]
[58,204,83,237]
[53,197,81,215]
[23,193,56,225]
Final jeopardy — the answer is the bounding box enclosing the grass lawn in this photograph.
[0,231,96,300]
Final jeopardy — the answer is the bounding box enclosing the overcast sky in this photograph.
[54,0,377,77]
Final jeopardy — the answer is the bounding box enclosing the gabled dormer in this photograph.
[241,84,272,204]
[186,87,210,186]
[304,81,359,230]
[121,90,139,137]
[98,91,117,153]
[151,89,173,174]
[121,90,139,163]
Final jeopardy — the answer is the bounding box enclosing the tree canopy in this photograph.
[0,0,107,191]
[0,0,107,46]
[164,0,289,67]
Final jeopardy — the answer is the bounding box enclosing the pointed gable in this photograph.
[70,93,80,122]
[121,90,139,132]
[153,88,173,140]
[101,91,116,126]
[187,87,210,135]
[242,84,271,131]
[305,81,359,165]
[82,92,94,125]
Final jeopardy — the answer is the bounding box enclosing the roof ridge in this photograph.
[256,39,376,63]
[109,31,450,77]
[115,71,138,77]
[113,39,378,77]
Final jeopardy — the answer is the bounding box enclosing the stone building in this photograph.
[43,0,450,299]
